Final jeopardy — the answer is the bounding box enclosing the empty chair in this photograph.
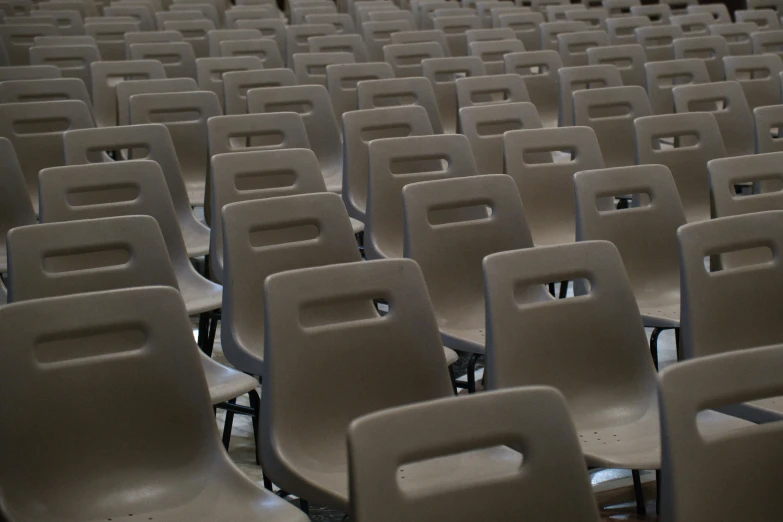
[247,85,343,192]
[357,77,444,134]
[28,44,100,96]
[293,51,356,86]
[644,58,710,114]
[207,28,263,57]
[673,81,754,157]
[309,34,369,61]
[128,41,197,79]
[365,134,479,260]
[0,285,309,522]
[670,13,712,37]
[631,4,671,25]
[286,23,337,66]
[504,126,605,245]
[116,78,199,127]
[362,20,414,62]
[752,30,783,61]
[723,54,783,110]
[0,23,57,65]
[384,41,445,77]
[557,30,608,67]
[84,21,142,62]
[498,12,544,50]
[709,23,755,56]
[634,112,725,222]
[736,9,781,31]
[540,20,589,51]
[0,138,35,274]
[586,43,646,87]
[673,35,728,82]
[0,65,60,81]
[90,60,166,127]
[349,387,601,522]
[63,124,210,258]
[164,19,216,58]
[606,15,650,45]
[326,62,394,120]
[38,160,221,314]
[0,77,89,104]
[422,56,486,133]
[469,38,525,74]
[558,64,622,126]
[0,100,94,211]
[433,14,481,56]
[635,24,683,62]
[755,105,783,154]
[196,56,263,111]
[504,50,562,127]
[223,68,297,115]
[708,151,783,224]
[574,85,651,167]
[455,74,530,113]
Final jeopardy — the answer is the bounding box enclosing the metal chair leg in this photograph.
[448,365,458,395]
[221,398,236,450]
[558,280,569,298]
[632,469,646,515]
[466,353,481,393]
[249,390,261,465]
[650,327,663,370]
[674,327,681,361]
[299,499,309,515]
[655,469,661,515]
[204,310,218,357]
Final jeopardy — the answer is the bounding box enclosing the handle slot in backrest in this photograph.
[722,32,750,43]
[522,146,576,164]
[705,243,774,272]
[686,96,728,112]
[360,123,412,142]
[235,169,297,191]
[470,87,510,103]
[373,92,418,106]
[65,183,141,206]
[513,64,549,76]
[595,56,633,69]
[179,29,207,38]
[595,191,652,211]
[587,102,633,119]
[513,275,592,303]
[319,44,351,54]
[237,130,286,149]
[647,35,674,46]
[433,70,471,82]
[478,50,506,62]
[657,72,694,87]
[306,64,328,76]
[106,73,152,87]
[13,117,71,134]
[86,145,150,162]
[651,131,700,150]
[146,108,203,123]
[506,21,535,30]
[340,75,381,89]
[567,42,594,54]
[298,290,384,329]
[248,219,320,248]
[427,199,493,226]
[18,93,69,102]
[265,101,313,114]
[571,79,608,90]
[683,48,716,59]
[39,57,86,68]
[733,66,770,80]
[393,53,430,65]
[475,119,523,136]
[34,324,147,365]
[142,52,182,64]
[43,245,132,273]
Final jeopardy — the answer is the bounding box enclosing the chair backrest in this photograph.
[115,78,198,127]
[558,30,608,67]
[383,41,445,77]
[309,33,369,61]
[465,27,516,44]
[565,8,608,30]
[0,77,89,104]
[349,387,601,522]
[326,62,393,120]
[630,4,671,24]
[84,22,145,62]
[539,20,588,50]
[635,24,682,62]
[723,54,783,111]
[421,56,486,134]
[604,0,638,18]
[644,58,710,114]
[7,215,176,302]
[342,106,434,221]
[736,8,780,31]
[468,38,525,74]
[357,77,444,134]
[455,74,531,114]
[306,13,356,34]
[28,44,100,96]
[433,14,481,56]
[557,64,622,126]
[222,68,296,116]
[670,12,712,37]
[196,56,263,110]
[586,43,646,87]
[225,6,278,27]
[484,240,657,418]
[755,104,783,154]
[752,30,783,62]
[104,4,155,30]
[606,15,649,45]
[124,30,184,60]
[573,85,651,168]
[164,19,216,56]
[672,81,753,158]
[460,102,542,174]
[362,19,414,61]
[687,2,729,23]
[0,286,219,522]
[497,12,543,50]
[128,41,197,79]
[0,137,36,273]
[34,9,84,36]
[660,344,783,522]
[0,100,94,211]
[247,84,342,191]
[207,112,310,160]
[219,38,283,70]
[708,22,754,56]
[285,23,337,65]
[574,164,684,307]
[634,112,725,222]
[0,64,60,81]
[221,193,362,377]
[0,23,57,65]
[673,35,728,82]
[207,28,262,57]
[293,51,355,86]
[365,134,479,259]
[90,60,166,127]
[209,148,329,282]
[237,18,287,57]
[503,50,561,127]
[678,210,783,358]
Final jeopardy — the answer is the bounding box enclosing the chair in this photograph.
[708,23,755,56]
[504,50,562,127]
[546,4,585,22]
[644,58,710,114]
[0,77,89,104]
[129,91,221,207]
[33,8,84,36]
[603,0,639,18]
[103,4,154,30]
[586,43,646,87]
[0,64,60,81]
[306,13,357,34]
[455,74,531,114]
[634,113,725,222]
[162,19,216,58]
[28,44,100,97]
[755,105,783,154]
[660,344,783,522]
[38,160,221,315]
[0,23,57,65]
[557,30,608,67]
[747,0,783,14]
[349,387,601,522]
[672,81,754,158]
[422,56,486,134]
[433,15,481,56]
[365,134,479,260]
[357,77,445,134]
[207,28,263,57]
[630,4,671,25]
[383,41,445,77]
[63,124,210,258]
[325,62,393,120]
[723,54,783,110]
[635,24,683,62]
[673,35,728,82]
[497,12,544,50]
[292,52,354,87]
[285,23,337,66]
[90,60,166,127]
[116,78,199,127]
[670,13,712,37]
[0,285,309,522]
[736,9,781,31]
[573,85,651,167]
[558,64,622,126]
[540,20,589,50]
[83,21,140,61]
[752,30,783,62]
[237,18,287,58]
[0,138,35,274]
[460,102,542,174]
[196,56,264,111]
[504,126,604,245]
[0,100,94,212]
[128,41,197,79]
[362,19,414,61]
[468,38,525,74]
[606,15,650,45]
[574,165,685,363]
[223,70,295,116]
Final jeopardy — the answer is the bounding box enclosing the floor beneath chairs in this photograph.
[206,321,677,521]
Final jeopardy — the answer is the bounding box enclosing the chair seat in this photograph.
[350,217,364,235]
[440,326,486,355]
[444,346,459,366]
[181,277,223,315]
[182,217,211,258]
[201,354,258,405]
[638,298,680,329]
[187,187,207,208]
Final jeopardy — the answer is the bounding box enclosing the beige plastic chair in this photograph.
[128,41,197,79]
[670,12,712,37]
[586,43,646,87]
[644,58,710,114]
[752,30,783,61]
[259,258,453,513]
[63,124,210,258]
[115,78,199,127]
[540,20,589,50]
[365,134,479,260]
[635,24,683,62]
[362,19,414,62]
[503,50,561,127]
[504,126,604,245]
[349,387,601,522]
[468,38,525,74]
[196,56,263,111]
[736,9,780,31]
[219,39,284,69]
[574,165,684,363]
[90,60,166,127]
[223,68,297,116]
[164,19,216,58]
[557,29,608,67]
[325,62,393,120]
[38,160,221,315]
[0,77,89,104]
[207,28,263,57]
[0,100,93,212]
[129,91,221,207]
[169,5,220,30]
[660,344,783,522]
[708,22,755,56]
[83,21,141,61]
[0,285,309,522]
[357,77,444,134]
[433,14,481,56]
[673,35,728,82]
[0,137,35,274]
[104,3,154,30]
[672,81,754,158]
[747,0,783,14]
[382,41,444,77]
[455,74,531,115]
[306,13,357,34]
[247,85,342,192]
[237,18,287,58]
[28,44,100,96]
[309,33,369,61]
[0,23,57,65]
[634,112,725,222]
[630,4,671,25]
[460,102,542,174]
[606,15,650,45]
[285,23,337,66]
[421,56,486,133]
[497,12,544,50]
[342,106,434,221]
[755,104,783,154]
[723,54,783,110]
[573,85,651,167]
[0,64,60,81]
[558,64,622,126]
[402,174,533,392]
